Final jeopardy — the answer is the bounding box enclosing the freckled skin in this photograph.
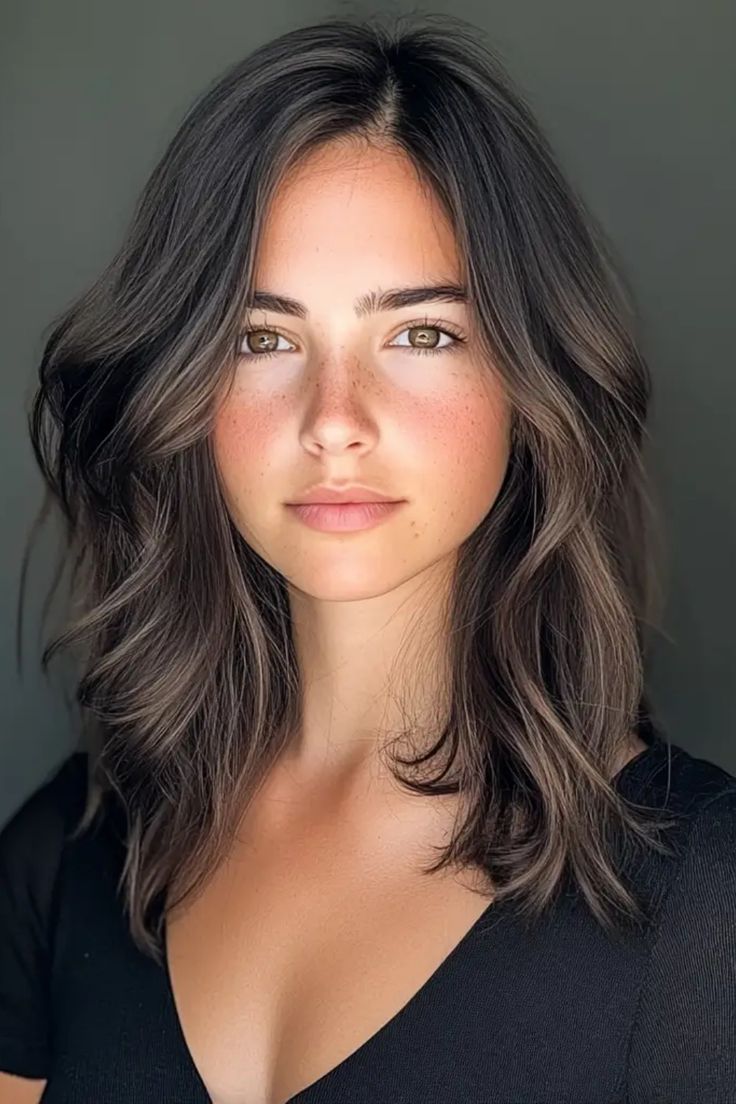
[212,140,512,604]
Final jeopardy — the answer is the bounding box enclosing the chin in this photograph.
[282,561,426,603]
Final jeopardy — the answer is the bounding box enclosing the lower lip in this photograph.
[286,501,405,532]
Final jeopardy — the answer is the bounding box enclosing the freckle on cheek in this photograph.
[215,402,276,463]
[214,413,247,464]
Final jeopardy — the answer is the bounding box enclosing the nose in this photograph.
[298,357,379,457]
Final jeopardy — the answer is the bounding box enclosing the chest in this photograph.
[48,779,656,1104]
[163,783,495,1104]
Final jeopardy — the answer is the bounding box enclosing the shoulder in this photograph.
[0,751,91,917]
[659,750,736,920]
[0,751,91,1079]
[0,750,90,852]
[667,771,736,912]
[624,733,736,833]
[624,741,736,1098]
[643,737,736,907]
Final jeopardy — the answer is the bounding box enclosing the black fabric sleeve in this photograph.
[626,783,736,1103]
[0,752,88,1079]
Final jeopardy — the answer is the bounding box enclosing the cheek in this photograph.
[211,395,282,503]
[403,381,511,514]
[213,390,285,457]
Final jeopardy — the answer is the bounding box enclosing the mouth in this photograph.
[292,499,401,506]
[285,499,405,533]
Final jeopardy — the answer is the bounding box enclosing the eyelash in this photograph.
[235,317,467,361]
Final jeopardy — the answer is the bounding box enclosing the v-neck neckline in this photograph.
[160,731,673,1104]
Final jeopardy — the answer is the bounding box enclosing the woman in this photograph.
[1,12,734,1104]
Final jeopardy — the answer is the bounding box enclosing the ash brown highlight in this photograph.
[18,11,680,964]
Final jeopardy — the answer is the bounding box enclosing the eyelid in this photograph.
[388,316,467,343]
[236,316,467,350]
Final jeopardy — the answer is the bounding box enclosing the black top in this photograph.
[1,732,735,1103]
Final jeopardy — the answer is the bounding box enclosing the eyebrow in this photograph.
[242,283,469,320]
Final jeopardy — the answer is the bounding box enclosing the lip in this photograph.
[286,500,405,532]
[287,485,399,505]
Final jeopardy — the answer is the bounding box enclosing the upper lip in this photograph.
[287,484,401,505]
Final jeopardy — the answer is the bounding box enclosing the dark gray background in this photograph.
[2,0,734,819]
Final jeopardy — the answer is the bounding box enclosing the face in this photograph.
[212,140,512,602]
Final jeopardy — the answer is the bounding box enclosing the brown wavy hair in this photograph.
[17,11,681,964]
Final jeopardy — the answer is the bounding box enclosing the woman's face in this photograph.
[212,140,512,601]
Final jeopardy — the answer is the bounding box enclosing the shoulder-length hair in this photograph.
[19,11,680,963]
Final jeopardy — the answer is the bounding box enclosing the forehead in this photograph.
[252,141,463,292]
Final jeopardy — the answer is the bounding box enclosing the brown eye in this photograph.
[409,326,442,348]
[389,324,463,357]
[244,329,281,354]
[237,329,292,359]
